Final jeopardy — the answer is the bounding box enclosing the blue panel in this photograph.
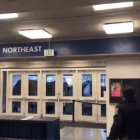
[51,36,139,56]
[0,36,140,58]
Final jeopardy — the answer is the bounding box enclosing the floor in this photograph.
[60,127,107,140]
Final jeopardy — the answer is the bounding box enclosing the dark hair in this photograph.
[122,86,136,101]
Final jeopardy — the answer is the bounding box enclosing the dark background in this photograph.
[110,79,140,104]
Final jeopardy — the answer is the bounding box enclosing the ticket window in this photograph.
[63,102,73,115]
[46,102,55,114]
[78,72,97,100]
[22,100,40,117]
[82,102,92,116]
[28,74,38,97]
[12,101,21,113]
[28,102,37,114]
[63,74,73,97]
[12,75,22,96]
[7,73,24,115]
[42,73,58,100]
[60,72,77,100]
[99,73,106,99]
[9,73,24,98]
[43,101,58,117]
[60,101,73,121]
[82,74,93,97]
[46,74,56,97]
[10,100,23,115]
[77,102,97,122]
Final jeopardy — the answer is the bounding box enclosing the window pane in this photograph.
[46,102,55,114]
[63,74,73,96]
[28,102,37,114]
[12,75,21,95]
[82,74,92,97]
[12,101,21,113]
[46,75,55,96]
[28,75,38,96]
[82,103,92,116]
[101,104,106,117]
[100,74,106,97]
[63,103,73,115]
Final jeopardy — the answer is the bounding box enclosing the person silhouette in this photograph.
[108,86,140,140]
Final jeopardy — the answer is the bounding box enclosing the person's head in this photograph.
[122,86,136,102]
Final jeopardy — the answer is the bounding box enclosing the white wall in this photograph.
[106,57,140,136]
[0,59,105,68]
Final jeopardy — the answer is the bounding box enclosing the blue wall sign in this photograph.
[0,43,45,57]
[0,36,140,58]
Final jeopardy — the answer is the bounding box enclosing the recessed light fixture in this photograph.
[0,13,18,19]
[18,29,52,39]
[103,21,133,34]
[93,2,133,11]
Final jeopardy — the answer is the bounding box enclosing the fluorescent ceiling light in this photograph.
[103,21,133,34]
[18,29,52,39]
[93,2,133,11]
[0,13,18,19]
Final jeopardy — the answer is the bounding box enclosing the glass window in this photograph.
[100,74,106,97]
[28,75,38,96]
[12,75,21,95]
[101,104,106,117]
[12,101,21,113]
[63,74,73,96]
[82,102,92,116]
[63,103,73,115]
[82,74,92,97]
[28,102,37,114]
[45,102,55,114]
[46,75,55,96]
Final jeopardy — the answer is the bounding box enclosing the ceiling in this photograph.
[0,0,140,43]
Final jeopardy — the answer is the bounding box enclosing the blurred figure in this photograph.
[108,86,140,140]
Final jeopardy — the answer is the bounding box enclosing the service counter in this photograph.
[0,116,60,140]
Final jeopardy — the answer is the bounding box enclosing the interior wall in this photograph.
[106,56,140,136]
[0,59,106,69]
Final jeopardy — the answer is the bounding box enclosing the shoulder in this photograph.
[114,104,121,115]
[116,103,124,109]
[114,103,125,115]
[116,102,139,112]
